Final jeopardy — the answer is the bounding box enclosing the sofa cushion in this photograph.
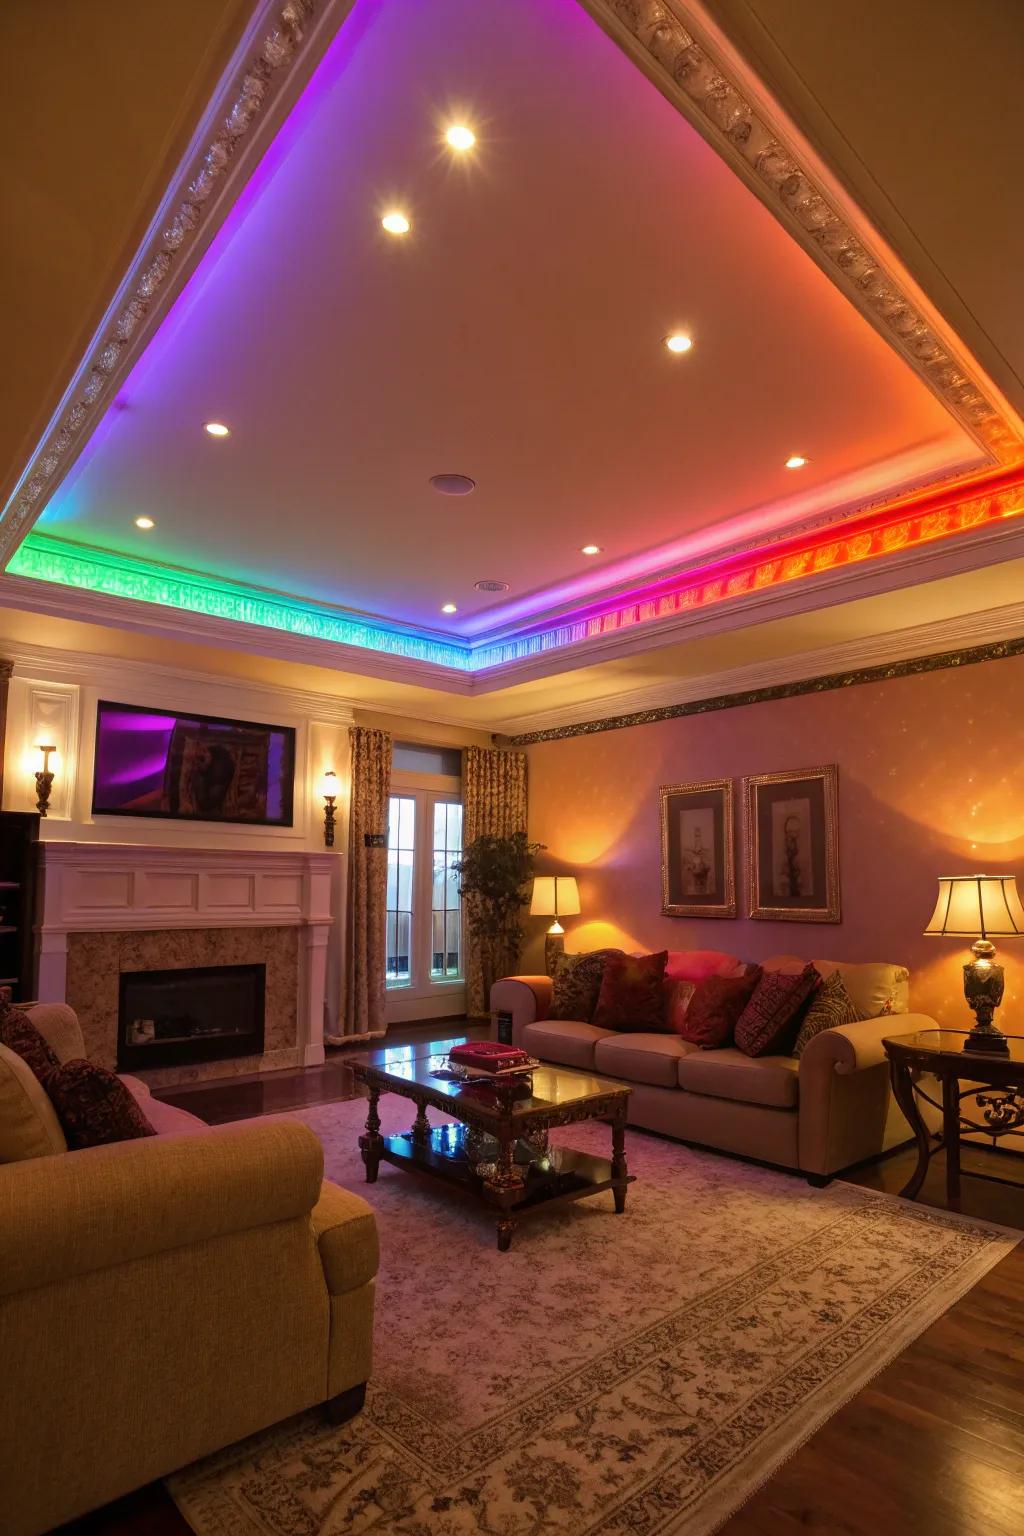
[734,964,820,1058]
[665,950,742,982]
[593,951,669,1032]
[0,1042,67,1162]
[46,1059,157,1149]
[0,1000,60,1084]
[549,949,622,1022]
[793,970,864,1058]
[521,1019,618,1071]
[679,968,762,1048]
[762,956,909,1017]
[594,1032,697,1088]
[123,1078,208,1135]
[677,1047,800,1109]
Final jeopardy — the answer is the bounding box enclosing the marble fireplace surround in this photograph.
[36,842,335,1086]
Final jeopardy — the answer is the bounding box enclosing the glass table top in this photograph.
[884,1028,1024,1064]
[349,1038,629,1115]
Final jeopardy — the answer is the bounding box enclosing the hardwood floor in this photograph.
[58,1026,1024,1536]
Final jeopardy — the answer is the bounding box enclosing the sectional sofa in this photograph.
[491,950,937,1180]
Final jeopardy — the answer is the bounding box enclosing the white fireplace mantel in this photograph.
[36,841,338,1066]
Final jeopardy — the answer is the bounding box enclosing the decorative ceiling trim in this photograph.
[491,598,1024,736]
[0,0,338,563]
[500,631,1024,746]
[583,0,1023,463]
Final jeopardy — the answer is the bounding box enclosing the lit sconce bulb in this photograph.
[320,769,339,848]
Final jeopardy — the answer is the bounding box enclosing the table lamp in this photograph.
[530,876,580,974]
[924,875,1024,1054]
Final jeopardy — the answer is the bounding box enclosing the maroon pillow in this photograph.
[0,999,59,1084]
[592,951,669,1032]
[45,1059,156,1149]
[679,968,762,1049]
[734,965,821,1058]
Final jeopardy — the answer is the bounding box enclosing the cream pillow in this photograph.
[0,1042,67,1163]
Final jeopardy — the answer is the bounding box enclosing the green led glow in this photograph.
[8,535,481,670]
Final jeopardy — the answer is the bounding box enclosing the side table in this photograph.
[883,1027,1024,1211]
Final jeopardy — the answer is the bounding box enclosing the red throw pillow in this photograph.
[665,950,741,983]
[664,978,697,1035]
[0,997,59,1084]
[45,1059,156,1149]
[593,951,669,1032]
[734,965,821,1058]
[679,968,762,1049]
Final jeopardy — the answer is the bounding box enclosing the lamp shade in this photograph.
[530,876,580,918]
[318,769,339,800]
[924,875,1024,938]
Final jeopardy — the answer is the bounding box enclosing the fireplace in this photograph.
[118,963,266,1071]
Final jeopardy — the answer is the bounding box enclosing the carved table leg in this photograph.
[942,1075,962,1211]
[411,1099,430,1146]
[359,1086,383,1184]
[611,1112,628,1213]
[890,1060,931,1200]
[484,1131,525,1252]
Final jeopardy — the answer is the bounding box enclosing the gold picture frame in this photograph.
[660,778,736,918]
[744,765,840,922]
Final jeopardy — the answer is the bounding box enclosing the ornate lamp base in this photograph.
[962,956,1010,1055]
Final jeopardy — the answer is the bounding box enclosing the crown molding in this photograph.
[583,0,1023,462]
[495,600,1024,741]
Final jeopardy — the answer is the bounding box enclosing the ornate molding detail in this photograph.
[586,0,1021,461]
[501,634,1024,746]
[0,0,325,563]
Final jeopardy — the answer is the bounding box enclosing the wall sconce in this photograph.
[319,770,338,847]
[34,744,57,817]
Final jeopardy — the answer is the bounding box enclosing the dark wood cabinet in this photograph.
[0,812,40,1002]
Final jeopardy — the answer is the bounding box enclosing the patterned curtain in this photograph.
[343,726,392,1038]
[462,745,528,1015]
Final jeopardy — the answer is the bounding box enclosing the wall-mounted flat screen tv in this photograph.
[92,701,296,826]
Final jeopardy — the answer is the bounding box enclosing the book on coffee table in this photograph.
[448,1041,532,1075]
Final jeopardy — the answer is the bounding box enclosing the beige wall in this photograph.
[524,653,1024,1026]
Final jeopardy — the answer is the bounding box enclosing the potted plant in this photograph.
[453,831,545,1009]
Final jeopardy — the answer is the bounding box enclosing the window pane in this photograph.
[430,797,462,979]
[386,796,415,987]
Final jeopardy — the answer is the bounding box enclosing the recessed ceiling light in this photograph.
[430,473,476,496]
[665,334,693,354]
[381,211,411,235]
[474,579,510,593]
[581,544,603,556]
[445,124,476,151]
[204,421,230,438]
[441,602,458,614]
[134,516,155,530]
[785,454,809,469]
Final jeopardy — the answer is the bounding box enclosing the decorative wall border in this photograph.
[0,0,329,562]
[499,634,1024,745]
[584,0,1021,461]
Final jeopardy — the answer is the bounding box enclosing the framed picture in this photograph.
[744,765,840,922]
[660,778,736,918]
[92,700,296,827]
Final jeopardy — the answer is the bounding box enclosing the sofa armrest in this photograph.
[311,1178,379,1294]
[0,1118,323,1298]
[800,1011,938,1076]
[490,976,552,1026]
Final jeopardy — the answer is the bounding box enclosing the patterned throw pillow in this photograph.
[45,1059,156,1150]
[734,964,821,1058]
[593,951,670,1032]
[664,979,697,1036]
[0,994,59,1085]
[549,949,623,1022]
[793,970,864,1057]
[678,968,762,1049]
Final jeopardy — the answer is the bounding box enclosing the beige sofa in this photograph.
[492,955,936,1180]
[0,1004,378,1536]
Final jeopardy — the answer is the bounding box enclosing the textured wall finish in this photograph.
[65,925,299,1086]
[524,653,1024,1027]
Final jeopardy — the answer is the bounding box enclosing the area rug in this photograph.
[169,1097,1019,1535]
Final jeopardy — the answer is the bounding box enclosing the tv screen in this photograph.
[92,701,295,826]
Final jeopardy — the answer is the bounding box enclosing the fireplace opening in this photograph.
[118,963,265,1071]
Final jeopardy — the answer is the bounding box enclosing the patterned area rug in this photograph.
[169,1097,1018,1535]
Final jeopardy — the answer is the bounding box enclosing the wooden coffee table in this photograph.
[348,1048,634,1250]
